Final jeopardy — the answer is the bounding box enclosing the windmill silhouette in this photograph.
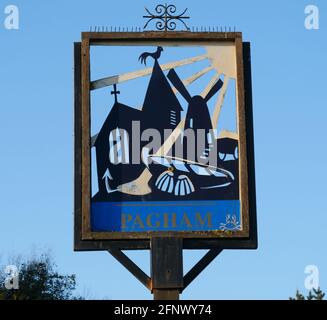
[167,68,223,162]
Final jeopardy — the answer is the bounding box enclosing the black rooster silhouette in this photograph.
[139,46,164,66]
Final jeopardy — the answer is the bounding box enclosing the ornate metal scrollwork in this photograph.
[143,4,190,31]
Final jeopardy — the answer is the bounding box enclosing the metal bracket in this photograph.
[108,239,222,299]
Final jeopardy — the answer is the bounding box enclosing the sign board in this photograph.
[74,32,257,250]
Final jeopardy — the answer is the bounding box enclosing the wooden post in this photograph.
[151,237,183,300]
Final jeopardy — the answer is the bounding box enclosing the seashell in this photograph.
[155,170,175,193]
[174,175,194,196]
[155,170,195,196]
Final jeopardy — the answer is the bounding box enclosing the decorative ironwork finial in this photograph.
[143,4,190,31]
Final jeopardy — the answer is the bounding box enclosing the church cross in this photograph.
[111,84,120,103]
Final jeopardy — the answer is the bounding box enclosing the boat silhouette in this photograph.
[147,154,235,197]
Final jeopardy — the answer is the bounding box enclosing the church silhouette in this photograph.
[93,52,182,199]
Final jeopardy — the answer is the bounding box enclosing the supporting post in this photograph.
[151,237,183,300]
[108,241,221,299]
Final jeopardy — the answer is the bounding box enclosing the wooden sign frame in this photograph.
[74,32,257,251]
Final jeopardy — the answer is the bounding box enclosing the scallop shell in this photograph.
[155,171,195,196]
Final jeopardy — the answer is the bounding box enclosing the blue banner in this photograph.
[91,200,241,232]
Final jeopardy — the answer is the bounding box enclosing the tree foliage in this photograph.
[0,254,83,300]
[290,288,325,300]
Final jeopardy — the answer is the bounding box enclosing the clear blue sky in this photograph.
[0,0,326,299]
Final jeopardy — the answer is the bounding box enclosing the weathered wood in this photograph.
[82,31,242,43]
[74,42,83,250]
[151,237,183,288]
[81,37,92,240]
[153,289,179,300]
[235,37,250,236]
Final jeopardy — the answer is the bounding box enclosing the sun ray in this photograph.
[172,66,213,95]
[200,73,220,98]
[91,54,208,90]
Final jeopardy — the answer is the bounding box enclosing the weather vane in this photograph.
[143,4,190,31]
